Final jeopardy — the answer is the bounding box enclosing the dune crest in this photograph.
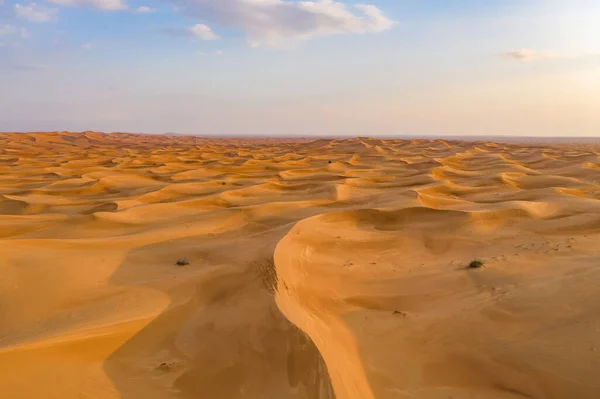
[1,132,599,398]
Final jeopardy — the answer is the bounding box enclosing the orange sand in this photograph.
[1,132,600,399]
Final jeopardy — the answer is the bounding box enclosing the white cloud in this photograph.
[160,24,219,40]
[48,0,126,11]
[14,2,58,22]
[170,0,395,47]
[215,49,223,55]
[354,4,393,33]
[189,24,218,40]
[20,27,30,38]
[135,5,154,13]
[81,42,93,50]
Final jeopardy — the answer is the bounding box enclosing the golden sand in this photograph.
[1,132,600,398]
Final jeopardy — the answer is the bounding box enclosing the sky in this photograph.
[0,0,599,136]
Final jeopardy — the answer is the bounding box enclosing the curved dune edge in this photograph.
[275,232,376,399]
[273,201,600,398]
[1,132,600,398]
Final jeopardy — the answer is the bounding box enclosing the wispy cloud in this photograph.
[48,0,126,11]
[169,0,395,48]
[0,24,15,36]
[0,24,29,40]
[502,49,568,61]
[15,0,394,48]
[81,42,92,50]
[14,2,59,22]
[160,24,219,40]
[189,24,218,40]
[135,5,154,13]
[502,48,600,62]
[196,49,222,56]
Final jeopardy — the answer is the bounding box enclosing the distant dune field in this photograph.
[1,132,600,399]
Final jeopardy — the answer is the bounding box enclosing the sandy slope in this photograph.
[1,132,600,399]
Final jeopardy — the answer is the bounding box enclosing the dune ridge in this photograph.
[1,132,600,398]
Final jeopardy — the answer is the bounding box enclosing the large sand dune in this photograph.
[1,132,599,399]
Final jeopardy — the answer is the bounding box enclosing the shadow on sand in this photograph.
[103,224,335,399]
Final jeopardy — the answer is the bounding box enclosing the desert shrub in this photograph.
[468,259,485,269]
[175,258,190,266]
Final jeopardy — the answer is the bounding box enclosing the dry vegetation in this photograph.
[468,259,485,269]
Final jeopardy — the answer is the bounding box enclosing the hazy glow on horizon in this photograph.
[1,0,599,136]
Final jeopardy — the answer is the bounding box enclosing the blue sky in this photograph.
[1,0,599,136]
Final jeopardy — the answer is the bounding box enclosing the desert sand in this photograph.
[1,131,600,399]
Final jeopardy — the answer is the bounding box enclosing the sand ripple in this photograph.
[1,132,600,398]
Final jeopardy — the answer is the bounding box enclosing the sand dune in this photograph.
[1,132,600,398]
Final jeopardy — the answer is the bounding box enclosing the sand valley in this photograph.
[1,132,600,399]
